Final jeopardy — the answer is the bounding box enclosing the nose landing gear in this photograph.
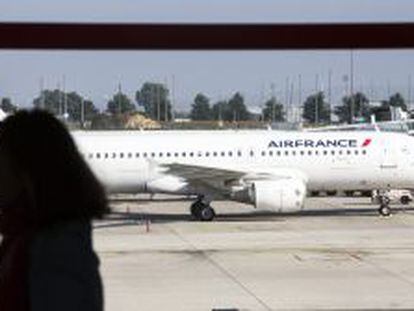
[378,196,392,217]
[190,196,216,221]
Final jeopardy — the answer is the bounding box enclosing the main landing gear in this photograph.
[190,196,216,221]
[378,196,392,217]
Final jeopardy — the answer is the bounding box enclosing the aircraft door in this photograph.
[380,140,398,170]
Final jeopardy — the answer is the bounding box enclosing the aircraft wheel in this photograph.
[199,205,215,221]
[190,201,202,219]
[400,195,411,205]
[378,204,391,217]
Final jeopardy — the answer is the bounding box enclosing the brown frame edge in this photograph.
[1,22,414,50]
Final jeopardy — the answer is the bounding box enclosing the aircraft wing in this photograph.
[161,163,306,196]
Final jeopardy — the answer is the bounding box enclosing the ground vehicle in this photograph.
[371,189,413,205]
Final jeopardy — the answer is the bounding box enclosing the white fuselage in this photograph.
[72,130,414,198]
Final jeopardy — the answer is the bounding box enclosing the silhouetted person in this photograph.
[0,109,109,311]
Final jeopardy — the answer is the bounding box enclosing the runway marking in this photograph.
[346,250,414,288]
[167,224,273,311]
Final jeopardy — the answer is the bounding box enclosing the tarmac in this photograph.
[94,195,414,310]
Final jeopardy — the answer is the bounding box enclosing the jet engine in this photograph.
[249,179,306,212]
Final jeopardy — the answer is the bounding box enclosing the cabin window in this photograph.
[250,151,254,157]
[221,151,225,157]
[261,151,266,156]
[300,151,305,156]
[143,153,147,158]
[323,150,328,156]
[120,153,124,158]
[128,153,132,158]
[331,150,335,156]
[228,151,233,157]
[292,151,296,156]
[96,153,101,159]
[112,153,116,158]
[307,151,312,156]
[190,152,194,157]
[362,150,367,155]
[237,151,242,157]
[182,152,186,157]
[135,153,140,158]
[205,152,210,157]
[277,151,281,156]
[213,151,218,157]
[174,152,179,157]
[355,150,359,155]
[151,152,155,157]
[347,150,351,155]
[166,152,171,157]
[159,152,163,157]
[89,153,93,159]
[285,151,289,156]
[105,153,109,159]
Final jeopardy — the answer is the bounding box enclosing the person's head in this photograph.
[0,109,108,228]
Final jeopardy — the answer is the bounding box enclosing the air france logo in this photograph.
[268,138,372,148]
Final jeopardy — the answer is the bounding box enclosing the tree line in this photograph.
[0,81,410,125]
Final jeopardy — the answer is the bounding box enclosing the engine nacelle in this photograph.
[146,176,188,194]
[250,179,306,212]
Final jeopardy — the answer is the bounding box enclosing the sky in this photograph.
[1,0,414,112]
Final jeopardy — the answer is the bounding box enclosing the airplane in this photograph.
[72,130,414,221]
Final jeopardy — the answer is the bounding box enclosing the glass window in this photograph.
[277,151,281,156]
[300,151,305,156]
[285,151,289,156]
[221,151,225,157]
[331,150,335,156]
[174,152,179,157]
[206,152,210,157]
[261,151,266,156]
[189,152,194,157]
[182,152,186,157]
[128,153,132,158]
[159,152,163,157]
[120,153,124,158]
[307,151,312,156]
[143,153,147,158]
[269,151,273,156]
[135,153,140,158]
[250,151,254,157]
[228,151,233,157]
[166,152,171,157]
[355,150,359,155]
[347,150,351,155]
[362,150,367,155]
[323,150,328,156]
[112,153,116,158]
[151,152,155,157]
[105,153,109,159]
[213,152,218,157]
[96,153,101,159]
[237,151,242,157]
[292,151,296,156]
[89,153,93,159]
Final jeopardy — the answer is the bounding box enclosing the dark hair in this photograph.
[0,109,109,227]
